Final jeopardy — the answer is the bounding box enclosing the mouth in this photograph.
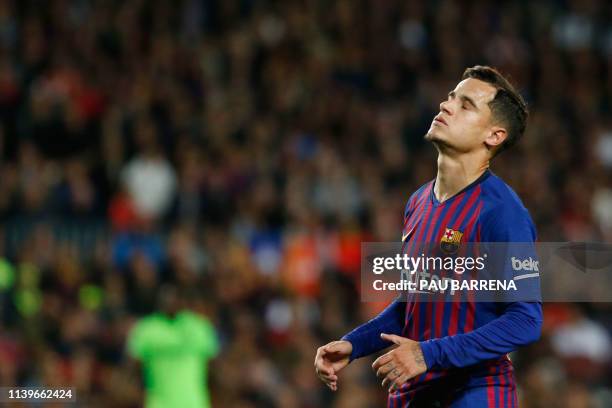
[433,116,448,126]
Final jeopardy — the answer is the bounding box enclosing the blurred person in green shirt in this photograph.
[127,285,219,408]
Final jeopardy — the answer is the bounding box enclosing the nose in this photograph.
[439,99,452,115]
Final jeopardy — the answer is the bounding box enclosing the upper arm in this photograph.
[127,321,149,361]
[188,315,220,358]
[199,319,220,358]
[481,203,542,305]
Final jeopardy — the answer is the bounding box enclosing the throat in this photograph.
[434,156,489,203]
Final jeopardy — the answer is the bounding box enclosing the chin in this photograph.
[425,132,456,151]
[425,131,442,142]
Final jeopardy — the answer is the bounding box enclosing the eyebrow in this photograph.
[448,91,479,110]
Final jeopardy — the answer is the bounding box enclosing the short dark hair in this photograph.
[462,65,528,157]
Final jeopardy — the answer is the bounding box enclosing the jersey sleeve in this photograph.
[420,203,543,369]
[341,298,405,361]
[482,204,542,302]
[127,320,150,361]
[404,183,430,220]
[191,315,220,359]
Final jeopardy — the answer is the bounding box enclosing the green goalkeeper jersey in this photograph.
[128,311,219,408]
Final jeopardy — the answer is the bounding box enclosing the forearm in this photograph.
[420,302,542,369]
[341,299,405,361]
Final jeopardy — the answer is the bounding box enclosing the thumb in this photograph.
[380,333,407,345]
[325,341,349,354]
[324,342,342,353]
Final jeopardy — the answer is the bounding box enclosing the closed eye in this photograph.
[448,91,478,110]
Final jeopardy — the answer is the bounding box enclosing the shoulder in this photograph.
[127,315,163,357]
[130,315,162,334]
[480,173,530,218]
[479,173,536,241]
[179,311,214,330]
[404,181,433,219]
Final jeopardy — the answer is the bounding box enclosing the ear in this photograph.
[484,126,507,150]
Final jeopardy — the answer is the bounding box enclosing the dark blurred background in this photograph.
[0,0,611,407]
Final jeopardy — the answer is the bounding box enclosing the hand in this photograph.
[314,340,352,391]
[372,333,428,393]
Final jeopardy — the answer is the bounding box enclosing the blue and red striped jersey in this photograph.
[343,170,543,407]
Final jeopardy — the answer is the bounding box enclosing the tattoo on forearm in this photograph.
[412,344,425,367]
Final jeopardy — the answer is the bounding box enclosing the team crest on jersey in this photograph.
[440,228,463,253]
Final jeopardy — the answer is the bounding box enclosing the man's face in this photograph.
[425,78,499,154]
[159,286,182,316]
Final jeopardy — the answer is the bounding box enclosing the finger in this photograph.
[388,378,403,392]
[389,374,409,393]
[315,360,333,376]
[381,374,392,389]
[381,367,400,388]
[319,372,338,382]
[372,352,393,370]
[317,368,333,379]
[316,367,337,381]
[376,361,396,379]
[318,366,333,376]
[315,348,327,363]
[380,333,406,345]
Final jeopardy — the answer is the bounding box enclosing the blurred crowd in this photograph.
[0,0,611,406]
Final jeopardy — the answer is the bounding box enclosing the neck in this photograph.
[434,150,490,203]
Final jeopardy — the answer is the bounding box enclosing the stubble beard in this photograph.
[425,131,451,152]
